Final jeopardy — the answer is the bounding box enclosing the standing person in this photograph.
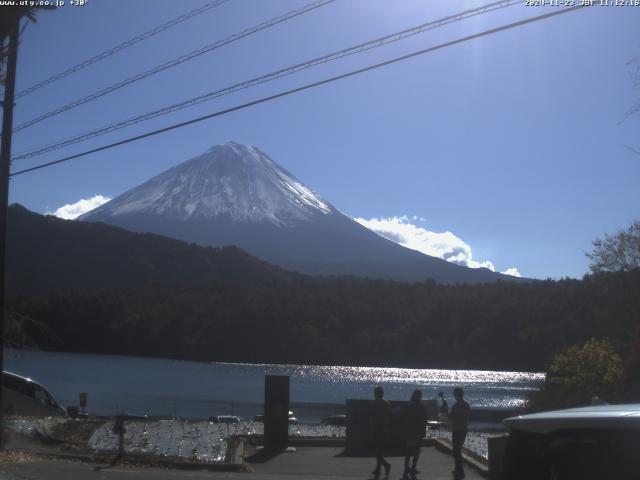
[370,385,392,478]
[449,387,470,480]
[438,391,449,419]
[403,389,427,479]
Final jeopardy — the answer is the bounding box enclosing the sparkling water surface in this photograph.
[4,349,544,421]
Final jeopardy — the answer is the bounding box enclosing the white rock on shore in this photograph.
[7,417,492,463]
[88,420,346,462]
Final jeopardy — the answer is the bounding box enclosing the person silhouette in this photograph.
[438,391,449,415]
[449,387,470,480]
[403,389,426,479]
[370,385,392,478]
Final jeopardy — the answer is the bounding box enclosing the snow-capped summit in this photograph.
[85,142,333,225]
[81,142,522,284]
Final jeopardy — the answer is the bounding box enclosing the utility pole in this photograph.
[0,10,21,450]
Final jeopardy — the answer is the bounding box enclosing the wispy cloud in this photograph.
[48,195,111,220]
[355,215,522,277]
[501,267,522,278]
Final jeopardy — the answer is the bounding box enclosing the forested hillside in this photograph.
[8,270,639,371]
[6,204,638,371]
[6,204,299,292]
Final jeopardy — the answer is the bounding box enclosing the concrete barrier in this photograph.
[345,399,437,452]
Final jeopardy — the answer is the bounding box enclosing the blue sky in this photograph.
[6,0,640,279]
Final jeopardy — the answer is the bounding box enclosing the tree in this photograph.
[586,220,640,274]
[528,339,624,412]
[624,55,640,120]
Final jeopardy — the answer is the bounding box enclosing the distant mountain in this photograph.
[7,204,297,293]
[81,142,521,284]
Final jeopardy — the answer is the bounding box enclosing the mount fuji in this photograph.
[80,142,517,283]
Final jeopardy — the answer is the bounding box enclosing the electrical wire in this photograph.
[12,0,336,133]
[13,0,519,161]
[15,0,230,99]
[10,4,589,178]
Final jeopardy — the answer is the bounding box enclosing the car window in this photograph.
[3,375,23,392]
[22,382,35,398]
[33,385,51,405]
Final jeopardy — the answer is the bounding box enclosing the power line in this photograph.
[13,0,519,162]
[15,0,230,99]
[12,0,336,133]
[10,4,588,178]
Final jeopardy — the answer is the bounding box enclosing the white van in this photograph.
[2,371,67,417]
[501,404,640,480]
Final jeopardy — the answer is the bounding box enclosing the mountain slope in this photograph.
[7,204,298,293]
[81,142,520,284]
[88,142,334,224]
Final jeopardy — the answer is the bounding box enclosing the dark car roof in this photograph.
[504,404,640,434]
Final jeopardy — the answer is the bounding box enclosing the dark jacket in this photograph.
[405,403,427,440]
[450,399,470,432]
[370,398,392,434]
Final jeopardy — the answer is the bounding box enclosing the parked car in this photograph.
[321,414,346,426]
[288,410,299,425]
[502,404,640,480]
[251,411,298,423]
[209,415,240,424]
[2,371,67,417]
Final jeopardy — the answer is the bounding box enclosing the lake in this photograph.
[3,349,544,422]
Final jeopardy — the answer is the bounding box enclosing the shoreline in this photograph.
[5,415,499,464]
